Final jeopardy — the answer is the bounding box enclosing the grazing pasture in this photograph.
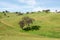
[0,12,60,40]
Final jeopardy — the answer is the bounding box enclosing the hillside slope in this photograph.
[0,12,60,40]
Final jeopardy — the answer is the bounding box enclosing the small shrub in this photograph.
[23,27,31,31]
[4,13,7,16]
[31,26,40,30]
[7,16,9,17]
[23,25,41,31]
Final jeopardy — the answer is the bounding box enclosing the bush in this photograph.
[22,25,40,31]
[31,26,40,30]
[23,27,31,31]
[4,13,7,16]
[7,16,9,17]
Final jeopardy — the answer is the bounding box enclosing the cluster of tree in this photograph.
[19,16,40,31]
[2,10,9,16]
[3,10,9,13]
[26,12,29,14]
[1,9,51,16]
[26,12,35,14]
[42,9,50,13]
[57,11,60,13]
[15,12,23,15]
[55,10,60,13]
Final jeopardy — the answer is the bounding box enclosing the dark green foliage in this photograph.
[31,12,35,14]
[18,13,23,15]
[23,27,31,31]
[5,10,9,13]
[2,11,7,16]
[3,10,9,13]
[19,16,40,31]
[15,12,23,15]
[7,16,9,17]
[42,9,50,13]
[3,13,7,16]
[23,25,40,31]
[15,12,18,14]
[31,26,40,31]
[26,12,29,14]
[2,11,5,13]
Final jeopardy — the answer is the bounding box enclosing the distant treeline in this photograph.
[0,9,60,16]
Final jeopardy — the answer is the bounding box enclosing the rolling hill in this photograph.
[0,12,60,40]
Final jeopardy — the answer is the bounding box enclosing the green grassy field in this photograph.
[0,12,60,40]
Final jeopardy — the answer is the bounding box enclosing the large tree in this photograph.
[19,16,34,29]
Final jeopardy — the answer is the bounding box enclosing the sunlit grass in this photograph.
[0,12,60,40]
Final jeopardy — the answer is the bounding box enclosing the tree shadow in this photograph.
[23,25,41,31]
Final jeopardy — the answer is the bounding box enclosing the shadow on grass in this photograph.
[23,25,41,31]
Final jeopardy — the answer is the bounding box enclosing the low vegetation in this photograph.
[0,10,60,40]
[19,16,40,31]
